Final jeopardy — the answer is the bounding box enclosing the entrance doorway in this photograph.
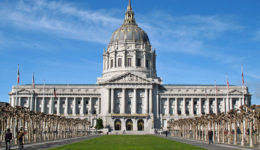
[114,119,121,131]
[138,119,144,131]
[126,119,133,131]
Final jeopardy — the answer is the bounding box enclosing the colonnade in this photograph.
[12,96,101,116]
[0,103,90,146]
[160,96,247,116]
[168,105,260,148]
[108,88,153,114]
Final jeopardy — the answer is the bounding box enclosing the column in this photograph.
[207,98,210,114]
[57,97,60,115]
[49,98,52,114]
[34,96,37,112]
[167,97,170,115]
[123,50,126,67]
[226,97,230,112]
[224,98,226,113]
[182,98,186,115]
[149,89,153,114]
[133,88,137,114]
[41,97,45,113]
[30,96,33,111]
[99,98,101,114]
[81,97,84,115]
[111,88,114,114]
[144,89,148,114]
[239,97,242,107]
[108,89,111,114]
[73,97,76,115]
[65,97,68,115]
[89,97,92,114]
[121,89,126,114]
[157,94,160,116]
[114,52,116,67]
[144,52,147,68]
[215,98,218,114]
[191,98,194,115]
[175,98,178,115]
[18,96,21,106]
[199,98,202,115]
[134,50,137,67]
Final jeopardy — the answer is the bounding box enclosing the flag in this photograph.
[241,65,245,85]
[226,76,229,89]
[53,88,57,98]
[32,73,35,89]
[17,64,20,84]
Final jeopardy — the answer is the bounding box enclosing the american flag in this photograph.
[17,64,20,84]
[242,65,245,85]
[227,77,229,89]
[32,73,35,89]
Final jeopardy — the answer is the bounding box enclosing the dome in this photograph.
[109,0,150,45]
[110,25,150,44]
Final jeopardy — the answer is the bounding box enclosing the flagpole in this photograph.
[215,80,218,114]
[241,65,245,106]
[16,64,19,107]
[226,74,229,113]
[43,80,45,113]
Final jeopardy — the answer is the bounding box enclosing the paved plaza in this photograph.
[0,135,100,150]
[1,135,259,150]
[162,135,258,150]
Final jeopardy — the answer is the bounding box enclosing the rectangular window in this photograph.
[146,60,149,68]
[118,58,122,67]
[127,58,132,67]
[110,59,113,68]
[137,58,141,67]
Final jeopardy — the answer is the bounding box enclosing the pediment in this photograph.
[108,73,151,84]
[229,89,242,95]
[18,88,33,94]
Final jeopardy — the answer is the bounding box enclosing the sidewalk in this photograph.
[0,135,100,150]
[160,135,258,150]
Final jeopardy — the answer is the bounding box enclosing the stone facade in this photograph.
[9,1,251,134]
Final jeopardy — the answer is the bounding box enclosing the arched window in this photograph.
[138,119,144,131]
[114,119,121,131]
[126,119,133,131]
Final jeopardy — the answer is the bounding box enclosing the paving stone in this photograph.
[161,135,258,150]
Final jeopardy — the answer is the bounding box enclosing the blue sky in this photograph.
[0,0,260,104]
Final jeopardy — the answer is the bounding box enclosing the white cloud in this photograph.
[0,0,122,44]
[0,0,245,65]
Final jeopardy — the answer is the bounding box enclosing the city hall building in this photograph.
[9,1,251,134]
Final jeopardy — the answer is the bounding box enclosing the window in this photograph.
[137,58,141,67]
[118,58,122,67]
[178,111,182,115]
[146,60,149,68]
[78,101,81,104]
[110,60,113,68]
[127,58,132,67]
